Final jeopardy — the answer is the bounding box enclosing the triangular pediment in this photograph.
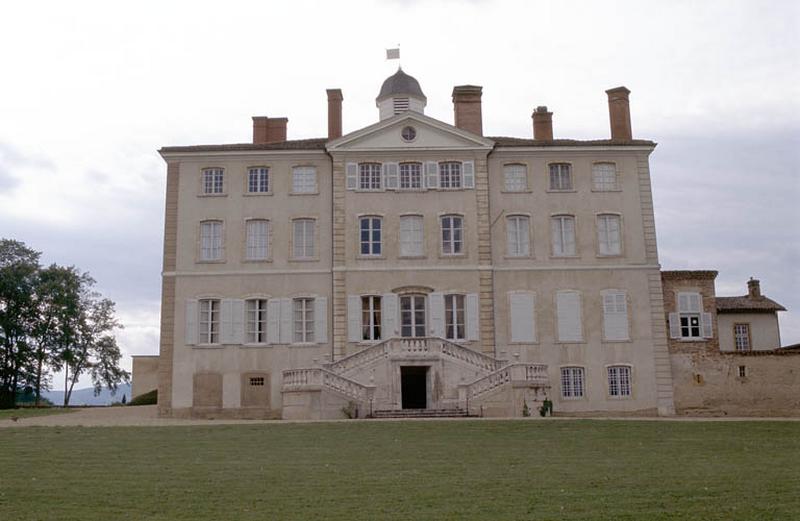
[327,112,494,152]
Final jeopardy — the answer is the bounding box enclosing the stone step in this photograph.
[370,408,473,419]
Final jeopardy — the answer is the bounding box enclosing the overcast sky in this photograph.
[1,0,798,389]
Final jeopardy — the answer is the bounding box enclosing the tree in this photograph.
[0,240,40,409]
[50,272,129,406]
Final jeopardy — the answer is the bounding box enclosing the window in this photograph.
[401,126,417,142]
[400,215,424,257]
[549,163,573,191]
[293,298,315,343]
[245,220,269,260]
[506,215,530,257]
[556,290,583,342]
[248,167,269,193]
[551,215,576,256]
[199,299,220,344]
[400,295,426,338]
[359,217,382,256]
[439,162,462,189]
[292,219,315,259]
[441,215,464,255]
[399,162,422,189]
[359,163,382,190]
[738,365,747,378]
[444,294,465,341]
[597,214,622,256]
[592,162,618,191]
[202,168,224,194]
[602,290,629,341]
[607,366,632,397]
[249,377,265,386]
[561,367,585,398]
[200,221,223,261]
[246,299,268,344]
[678,292,702,339]
[361,296,382,341]
[734,324,751,351]
[292,166,317,193]
[504,164,527,192]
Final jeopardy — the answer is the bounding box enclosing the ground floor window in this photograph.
[607,366,632,397]
[246,299,268,344]
[361,296,382,341]
[199,299,220,344]
[293,298,314,343]
[560,367,585,398]
[400,295,426,338]
[444,294,465,341]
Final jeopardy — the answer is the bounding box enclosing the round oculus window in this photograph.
[401,126,417,142]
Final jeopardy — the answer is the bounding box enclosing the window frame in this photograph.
[548,163,573,191]
[400,294,427,338]
[560,366,586,399]
[677,292,703,339]
[291,218,317,260]
[506,214,531,257]
[291,165,318,195]
[358,216,383,257]
[551,214,577,257]
[201,167,225,195]
[607,365,633,398]
[245,298,269,345]
[246,166,270,195]
[596,213,623,257]
[591,162,620,192]
[292,297,315,344]
[361,295,382,342]
[734,323,752,352]
[199,220,224,262]
[444,294,466,341]
[244,219,270,261]
[358,162,383,191]
[503,163,528,192]
[399,162,423,190]
[440,214,465,256]
[198,298,221,345]
[438,162,463,190]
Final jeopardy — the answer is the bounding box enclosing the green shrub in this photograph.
[128,389,157,406]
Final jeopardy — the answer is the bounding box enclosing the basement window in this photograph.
[250,377,265,386]
[737,366,747,378]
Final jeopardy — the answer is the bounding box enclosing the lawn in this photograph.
[0,420,798,521]
[0,407,74,420]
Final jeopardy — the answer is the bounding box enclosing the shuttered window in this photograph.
[556,291,582,342]
[400,215,424,257]
[200,221,223,261]
[245,220,269,260]
[199,299,220,344]
[246,299,268,344]
[592,162,618,191]
[444,294,465,341]
[561,367,585,398]
[551,215,576,256]
[400,295,426,338]
[358,163,382,190]
[293,298,314,343]
[506,215,530,257]
[399,162,422,189]
[509,292,536,343]
[441,215,464,255]
[504,164,527,191]
[608,366,632,397]
[602,290,629,341]
[597,214,622,256]
[439,162,462,189]
[677,292,703,339]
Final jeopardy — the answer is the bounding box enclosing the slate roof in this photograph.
[377,69,426,101]
[716,295,786,313]
[490,136,656,147]
[159,138,328,154]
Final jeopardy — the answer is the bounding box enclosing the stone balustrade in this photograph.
[460,363,549,402]
[283,368,375,403]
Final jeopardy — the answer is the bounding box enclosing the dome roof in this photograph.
[377,68,426,101]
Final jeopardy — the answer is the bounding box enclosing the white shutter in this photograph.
[381,293,398,338]
[425,161,439,189]
[267,298,281,344]
[668,312,681,339]
[509,292,535,343]
[603,291,629,341]
[385,162,399,190]
[279,298,292,344]
[346,163,358,190]
[220,299,234,344]
[315,297,328,344]
[557,291,582,342]
[463,161,475,188]
[231,299,245,344]
[466,293,480,341]
[185,299,198,345]
[430,292,445,337]
[347,295,362,342]
[701,312,713,338]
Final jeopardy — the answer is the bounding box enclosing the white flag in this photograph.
[386,48,400,60]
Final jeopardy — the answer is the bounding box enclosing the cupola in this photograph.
[376,68,427,120]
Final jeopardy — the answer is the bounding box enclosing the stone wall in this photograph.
[131,355,159,399]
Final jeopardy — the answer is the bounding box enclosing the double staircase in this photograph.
[281,337,550,419]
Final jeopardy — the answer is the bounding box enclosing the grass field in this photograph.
[1,420,798,520]
[0,407,73,420]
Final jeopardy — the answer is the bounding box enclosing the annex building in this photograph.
[140,69,797,419]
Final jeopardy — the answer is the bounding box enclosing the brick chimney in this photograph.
[252,116,288,144]
[747,278,761,298]
[532,106,553,141]
[326,89,343,140]
[452,85,483,136]
[605,86,632,141]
